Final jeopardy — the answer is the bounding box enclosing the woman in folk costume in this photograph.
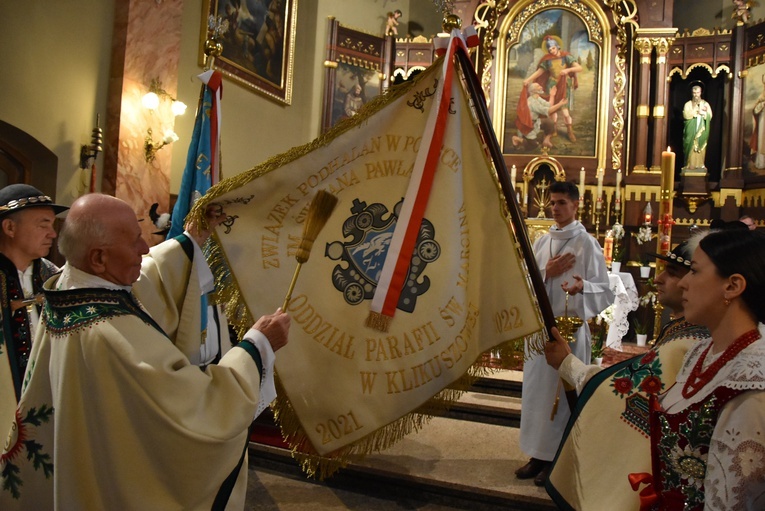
[633,228,765,509]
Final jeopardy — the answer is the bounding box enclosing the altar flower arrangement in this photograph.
[634,225,652,245]
[611,222,625,241]
[591,311,611,359]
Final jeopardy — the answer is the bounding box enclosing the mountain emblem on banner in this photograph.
[326,198,440,310]
[191,30,552,478]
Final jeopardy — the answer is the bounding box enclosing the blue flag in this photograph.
[167,76,218,238]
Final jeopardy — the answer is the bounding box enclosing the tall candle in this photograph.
[510,164,517,191]
[661,147,675,194]
[603,232,614,266]
[579,167,586,198]
[596,168,603,201]
[615,170,621,200]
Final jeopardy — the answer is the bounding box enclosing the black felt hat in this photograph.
[647,241,692,269]
[0,184,68,219]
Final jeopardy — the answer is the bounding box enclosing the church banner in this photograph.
[193,37,546,474]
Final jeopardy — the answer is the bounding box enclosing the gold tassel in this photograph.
[282,190,338,310]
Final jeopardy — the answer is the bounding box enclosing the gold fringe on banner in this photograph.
[269,334,537,480]
[190,55,548,479]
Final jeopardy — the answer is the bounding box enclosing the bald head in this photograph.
[59,194,149,285]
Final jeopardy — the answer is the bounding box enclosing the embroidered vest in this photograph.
[649,387,746,510]
[0,255,57,399]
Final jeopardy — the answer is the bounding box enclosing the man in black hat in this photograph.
[543,239,711,510]
[0,184,68,438]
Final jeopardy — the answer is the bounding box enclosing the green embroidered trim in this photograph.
[1,404,54,499]
[45,302,133,335]
[42,288,166,338]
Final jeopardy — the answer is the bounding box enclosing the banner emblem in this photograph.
[326,198,440,311]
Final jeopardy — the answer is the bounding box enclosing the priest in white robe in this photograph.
[515,179,613,486]
[0,194,290,511]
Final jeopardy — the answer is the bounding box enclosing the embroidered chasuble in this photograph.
[0,238,268,510]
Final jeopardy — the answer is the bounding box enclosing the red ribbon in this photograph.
[629,472,659,510]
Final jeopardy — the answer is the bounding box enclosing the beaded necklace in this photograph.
[682,329,761,398]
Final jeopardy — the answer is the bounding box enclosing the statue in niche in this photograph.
[682,82,712,171]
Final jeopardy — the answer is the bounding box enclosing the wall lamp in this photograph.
[143,78,186,162]
[80,114,104,193]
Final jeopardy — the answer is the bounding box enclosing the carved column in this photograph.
[633,37,653,172]
[650,37,676,171]
[724,22,746,185]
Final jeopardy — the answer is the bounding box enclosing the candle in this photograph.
[510,164,517,191]
[615,170,621,200]
[661,147,675,194]
[596,168,603,201]
[604,231,614,266]
[579,167,586,198]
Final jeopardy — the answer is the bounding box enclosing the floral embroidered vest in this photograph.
[649,386,745,510]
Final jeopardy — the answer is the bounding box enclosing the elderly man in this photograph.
[0,184,68,447]
[544,240,711,511]
[0,194,290,510]
[513,82,568,151]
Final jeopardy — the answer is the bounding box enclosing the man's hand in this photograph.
[185,203,227,246]
[253,308,290,353]
[561,274,584,295]
[546,253,575,279]
[544,327,571,370]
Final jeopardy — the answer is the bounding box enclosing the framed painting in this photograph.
[498,8,601,157]
[743,63,765,177]
[321,18,395,132]
[200,0,297,105]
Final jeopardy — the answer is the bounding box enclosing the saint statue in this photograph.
[682,83,712,171]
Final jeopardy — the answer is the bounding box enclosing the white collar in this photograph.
[54,263,132,292]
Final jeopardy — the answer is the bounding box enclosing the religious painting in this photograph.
[743,63,765,177]
[327,63,382,130]
[200,0,297,105]
[500,9,600,157]
[321,18,394,132]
